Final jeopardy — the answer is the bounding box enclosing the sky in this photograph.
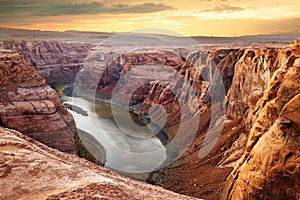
[0,0,300,36]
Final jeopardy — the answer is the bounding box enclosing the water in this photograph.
[60,96,167,175]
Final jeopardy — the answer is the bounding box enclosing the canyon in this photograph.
[0,35,299,200]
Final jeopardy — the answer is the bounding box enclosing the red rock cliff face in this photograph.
[76,48,183,103]
[0,49,77,154]
[0,40,93,85]
[138,45,299,199]
[226,48,289,119]
[222,43,300,199]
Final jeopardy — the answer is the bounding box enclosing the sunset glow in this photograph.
[0,0,300,36]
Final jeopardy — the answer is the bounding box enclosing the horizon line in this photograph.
[1,26,300,39]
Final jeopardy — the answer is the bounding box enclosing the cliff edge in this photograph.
[0,49,78,154]
[222,41,300,199]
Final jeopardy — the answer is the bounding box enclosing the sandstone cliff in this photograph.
[147,44,300,199]
[0,126,199,200]
[222,43,300,199]
[0,40,93,85]
[0,49,77,154]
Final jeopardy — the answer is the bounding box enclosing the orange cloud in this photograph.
[0,0,299,36]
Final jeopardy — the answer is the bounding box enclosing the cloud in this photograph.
[0,1,174,16]
[0,0,41,6]
[203,4,246,13]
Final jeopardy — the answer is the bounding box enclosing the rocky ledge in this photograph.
[0,126,199,200]
[0,49,77,154]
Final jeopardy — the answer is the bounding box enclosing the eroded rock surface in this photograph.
[222,43,300,199]
[0,40,93,85]
[0,49,77,154]
[0,126,199,200]
[143,44,300,199]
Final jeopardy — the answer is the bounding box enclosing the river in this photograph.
[60,95,168,178]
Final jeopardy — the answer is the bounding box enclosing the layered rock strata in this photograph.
[0,40,93,85]
[0,49,77,154]
[155,43,300,199]
[222,42,300,199]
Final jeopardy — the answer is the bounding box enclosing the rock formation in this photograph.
[0,49,77,154]
[0,40,93,85]
[0,126,199,200]
[222,43,300,199]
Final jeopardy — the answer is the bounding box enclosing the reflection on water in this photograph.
[61,96,167,174]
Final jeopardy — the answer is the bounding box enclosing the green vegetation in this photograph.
[53,83,73,96]
[77,129,106,166]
